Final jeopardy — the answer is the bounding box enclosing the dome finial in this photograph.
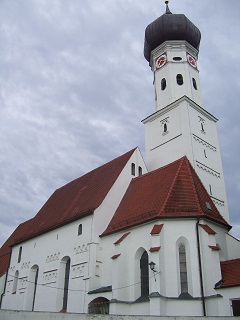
[165,0,172,14]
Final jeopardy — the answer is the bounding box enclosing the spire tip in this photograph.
[165,0,172,14]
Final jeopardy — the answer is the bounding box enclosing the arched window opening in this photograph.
[18,246,22,263]
[176,74,184,85]
[163,123,168,133]
[131,163,135,176]
[201,123,205,132]
[78,224,82,236]
[32,266,39,311]
[161,78,166,90]
[12,270,19,294]
[138,166,142,176]
[192,78,198,90]
[62,258,71,311]
[140,251,149,297]
[88,297,110,314]
[204,149,207,158]
[179,244,188,294]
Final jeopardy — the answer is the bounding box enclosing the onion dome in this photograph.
[144,1,201,62]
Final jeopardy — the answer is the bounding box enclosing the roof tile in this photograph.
[199,224,216,235]
[150,224,164,235]
[102,157,230,236]
[0,148,136,276]
[220,259,240,288]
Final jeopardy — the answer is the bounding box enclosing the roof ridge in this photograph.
[158,157,186,216]
[133,156,185,181]
[184,158,203,214]
[58,147,137,190]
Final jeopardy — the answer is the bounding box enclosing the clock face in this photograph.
[155,53,167,70]
[187,53,197,68]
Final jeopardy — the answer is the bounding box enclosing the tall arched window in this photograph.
[18,246,22,263]
[12,270,19,294]
[32,266,39,311]
[179,244,188,294]
[62,258,71,311]
[140,251,149,297]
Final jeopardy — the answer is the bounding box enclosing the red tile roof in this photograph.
[0,148,136,277]
[220,259,240,288]
[150,224,164,235]
[209,245,221,251]
[199,224,216,234]
[114,232,131,245]
[149,246,161,252]
[111,254,121,260]
[102,157,230,236]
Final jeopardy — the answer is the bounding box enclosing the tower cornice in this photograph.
[142,96,218,124]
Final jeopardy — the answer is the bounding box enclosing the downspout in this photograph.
[196,219,206,316]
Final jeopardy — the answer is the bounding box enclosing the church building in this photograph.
[0,1,240,317]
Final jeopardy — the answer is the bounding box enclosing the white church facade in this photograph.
[0,2,240,317]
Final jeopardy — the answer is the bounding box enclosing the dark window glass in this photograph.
[18,246,22,263]
[179,244,188,294]
[232,299,240,316]
[164,123,168,133]
[78,224,82,236]
[192,78,197,90]
[176,74,184,85]
[204,149,207,158]
[161,78,166,90]
[32,267,39,311]
[138,166,142,176]
[201,123,205,132]
[131,163,135,176]
[63,258,70,311]
[173,57,182,61]
[140,251,149,297]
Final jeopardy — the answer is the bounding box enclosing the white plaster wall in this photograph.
[93,148,147,238]
[1,215,94,313]
[226,233,240,260]
[144,97,229,223]
[98,218,228,316]
[216,286,240,316]
[0,274,6,303]
[151,41,203,111]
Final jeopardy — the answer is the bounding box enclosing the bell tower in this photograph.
[142,1,230,222]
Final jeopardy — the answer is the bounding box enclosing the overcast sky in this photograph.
[0,0,240,246]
